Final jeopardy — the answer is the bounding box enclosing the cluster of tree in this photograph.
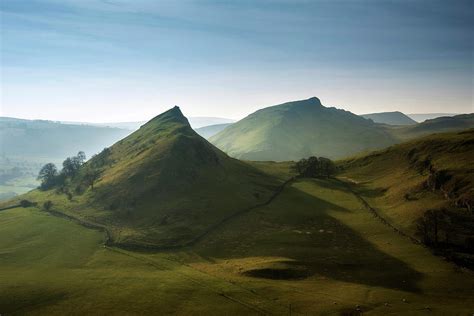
[37,151,87,190]
[415,208,474,250]
[294,156,336,178]
[416,209,453,246]
[37,148,112,194]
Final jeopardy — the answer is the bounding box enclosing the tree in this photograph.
[76,151,86,164]
[37,163,58,189]
[62,157,77,177]
[62,151,86,178]
[415,209,448,246]
[43,200,53,211]
[20,199,35,207]
[294,156,336,178]
[83,169,101,190]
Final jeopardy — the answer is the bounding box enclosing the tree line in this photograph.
[37,148,110,193]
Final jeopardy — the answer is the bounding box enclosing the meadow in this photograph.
[2,162,473,315]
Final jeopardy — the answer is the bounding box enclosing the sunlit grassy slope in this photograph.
[209,97,473,162]
[14,107,279,248]
[2,173,474,314]
[210,97,396,161]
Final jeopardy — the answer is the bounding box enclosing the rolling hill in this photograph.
[362,111,417,125]
[390,113,474,141]
[210,97,397,161]
[16,107,278,248]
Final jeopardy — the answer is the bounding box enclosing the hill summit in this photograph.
[210,97,396,161]
[24,106,279,248]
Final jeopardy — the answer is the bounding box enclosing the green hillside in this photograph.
[339,129,474,266]
[362,111,417,125]
[13,107,278,248]
[210,97,396,161]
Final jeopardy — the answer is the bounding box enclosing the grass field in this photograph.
[2,168,474,314]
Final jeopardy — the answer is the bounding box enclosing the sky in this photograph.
[1,0,473,122]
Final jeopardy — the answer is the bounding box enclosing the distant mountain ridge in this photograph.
[61,116,235,130]
[210,97,397,161]
[0,117,131,159]
[407,113,461,123]
[195,123,232,139]
[362,111,417,125]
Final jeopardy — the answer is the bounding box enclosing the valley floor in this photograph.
[1,177,474,315]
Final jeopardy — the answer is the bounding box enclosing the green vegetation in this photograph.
[294,156,336,178]
[12,107,279,248]
[2,173,474,314]
[361,111,417,125]
[339,129,474,268]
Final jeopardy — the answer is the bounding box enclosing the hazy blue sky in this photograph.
[1,0,473,122]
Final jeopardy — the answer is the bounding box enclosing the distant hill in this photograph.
[62,116,235,130]
[362,111,417,125]
[407,113,460,123]
[390,114,474,141]
[209,97,397,161]
[339,129,474,267]
[0,117,132,200]
[18,107,278,248]
[0,117,131,159]
[195,123,232,139]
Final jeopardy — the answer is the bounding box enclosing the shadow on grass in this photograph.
[193,181,423,293]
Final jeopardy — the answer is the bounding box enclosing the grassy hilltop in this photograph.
[13,107,279,248]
